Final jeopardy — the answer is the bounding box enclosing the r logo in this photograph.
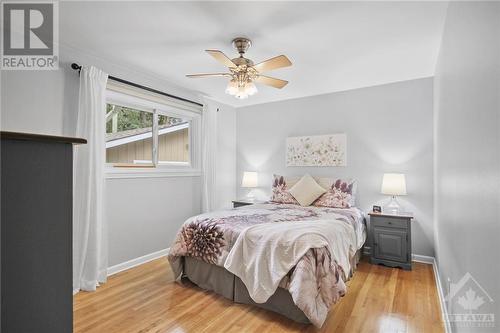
[3,3,54,56]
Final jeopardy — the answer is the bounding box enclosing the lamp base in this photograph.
[385,196,401,214]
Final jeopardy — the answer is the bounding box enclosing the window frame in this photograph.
[105,88,201,179]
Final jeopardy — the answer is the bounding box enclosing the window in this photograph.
[105,83,201,177]
[157,114,190,165]
[105,104,154,166]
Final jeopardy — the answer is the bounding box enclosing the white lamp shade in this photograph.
[381,173,407,196]
[241,171,258,188]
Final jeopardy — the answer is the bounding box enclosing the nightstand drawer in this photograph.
[371,216,408,229]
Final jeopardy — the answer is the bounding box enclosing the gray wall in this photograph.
[1,45,212,268]
[434,2,500,330]
[106,176,201,266]
[236,78,435,256]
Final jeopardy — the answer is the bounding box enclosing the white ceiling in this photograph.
[60,1,448,107]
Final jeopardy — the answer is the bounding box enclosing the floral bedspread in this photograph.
[168,203,366,327]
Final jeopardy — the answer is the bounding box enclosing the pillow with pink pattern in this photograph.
[270,174,300,205]
[313,178,357,208]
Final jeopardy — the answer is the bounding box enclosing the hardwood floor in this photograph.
[74,257,444,333]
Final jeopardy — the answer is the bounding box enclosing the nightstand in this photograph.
[232,199,265,208]
[369,212,413,270]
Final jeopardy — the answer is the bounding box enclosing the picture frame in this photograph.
[372,205,382,213]
[286,134,347,167]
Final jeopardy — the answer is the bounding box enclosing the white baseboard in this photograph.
[432,258,452,333]
[107,248,170,277]
[411,254,434,264]
[363,246,434,265]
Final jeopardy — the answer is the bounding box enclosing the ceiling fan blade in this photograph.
[254,75,288,89]
[205,50,237,68]
[252,55,292,73]
[186,73,232,78]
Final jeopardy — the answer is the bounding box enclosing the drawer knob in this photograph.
[388,221,392,224]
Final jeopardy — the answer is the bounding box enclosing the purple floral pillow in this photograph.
[313,178,357,208]
[270,174,300,205]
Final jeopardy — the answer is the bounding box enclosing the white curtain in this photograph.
[73,66,109,292]
[201,99,218,213]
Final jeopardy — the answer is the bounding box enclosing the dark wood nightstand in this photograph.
[232,199,265,208]
[369,212,413,270]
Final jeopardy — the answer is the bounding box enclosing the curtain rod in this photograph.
[70,63,203,107]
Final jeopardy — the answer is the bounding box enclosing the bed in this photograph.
[168,202,366,327]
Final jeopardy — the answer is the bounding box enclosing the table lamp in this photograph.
[381,173,407,214]
[241,171,258,199]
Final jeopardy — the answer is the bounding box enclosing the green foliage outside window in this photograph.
[106,104,183,134]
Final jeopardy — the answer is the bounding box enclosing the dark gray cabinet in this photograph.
[232,199,265,208]
[369,213,413,270]
[1,131,86,333]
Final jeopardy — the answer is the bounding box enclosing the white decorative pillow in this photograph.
[289,174,326,207]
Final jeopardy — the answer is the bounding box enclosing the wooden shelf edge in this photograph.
[1,131,87,145]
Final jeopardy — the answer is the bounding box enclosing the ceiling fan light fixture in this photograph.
[225,79,238,96]
[246,81,258,96]
[187,37,292,100]
[235,85,249,99]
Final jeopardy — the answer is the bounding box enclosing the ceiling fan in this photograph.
[186,37,292,99]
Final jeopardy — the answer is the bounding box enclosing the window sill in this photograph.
[105,167,201,179]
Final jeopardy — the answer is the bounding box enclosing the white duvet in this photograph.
[224,216,357,304]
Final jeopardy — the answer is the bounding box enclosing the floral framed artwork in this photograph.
[286,134,347,167]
